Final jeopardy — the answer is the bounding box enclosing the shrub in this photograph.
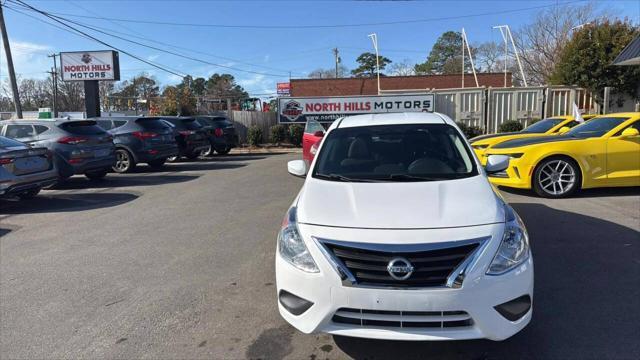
[288,124,304,147]
[456,122,483,139]
[498,120,524,133]
[269,125,286,144]
[247,125,263,147]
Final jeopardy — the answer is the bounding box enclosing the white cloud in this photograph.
[0,40,51,79]
[147,54,160,62]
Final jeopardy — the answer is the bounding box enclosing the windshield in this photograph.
[566,117,628,138]
[522,118,564,133]
[312,124,477,182]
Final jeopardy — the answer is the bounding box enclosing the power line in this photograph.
[9,1,291,78]
[5,1,187,78]
[34,1,584,29]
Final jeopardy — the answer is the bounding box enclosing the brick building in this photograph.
[289,73,511,97]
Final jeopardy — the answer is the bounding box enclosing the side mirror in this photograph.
[557,126,571,134]
[313,130,325,137]
[287,160,307,178]
[620,127,639,138]
[485,155,510,174]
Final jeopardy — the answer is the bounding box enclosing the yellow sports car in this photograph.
[483,112,640,198]
[471,115,596,159]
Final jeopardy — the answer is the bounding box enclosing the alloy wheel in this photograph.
[114,150,130,172]
[537,159,576,196]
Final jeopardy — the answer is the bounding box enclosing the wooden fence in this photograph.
[227,110,278,144]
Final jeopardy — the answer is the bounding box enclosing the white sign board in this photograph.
[278,94,434,123]
[60,50,120,81]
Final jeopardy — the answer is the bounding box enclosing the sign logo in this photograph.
[282,100,303,121]
[81,53,92,64]
[387,257,414,280]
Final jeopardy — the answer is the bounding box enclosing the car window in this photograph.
[521,118,564,133]
[113,120,128,129]
[613,121,640,136]
[96,120,113,130]
[59,121,107,135]
[137,119,172,130]
[34,125,49,134]
[313,124,477,182]
[181,119,203,130]
[566,117,629,138]
[0,136,26,148]
[305,120,325,134]
[5,124,35,139]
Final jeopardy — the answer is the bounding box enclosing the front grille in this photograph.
[332,308,473,329]
[321,241,479,288]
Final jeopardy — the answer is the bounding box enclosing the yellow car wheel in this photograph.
[532,156,582,198]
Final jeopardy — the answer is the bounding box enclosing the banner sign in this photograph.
[278,94,434,123]
[60,50,120,81]
[276,82,291,96]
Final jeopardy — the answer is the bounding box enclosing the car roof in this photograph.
[0,118,96,126]
[334,112,451,129]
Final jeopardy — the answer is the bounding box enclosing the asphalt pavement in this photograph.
[1,152,639,359]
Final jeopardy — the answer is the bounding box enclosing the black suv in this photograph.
[94,116,179,173]
[194,116,238,155]
[157,117,209,161]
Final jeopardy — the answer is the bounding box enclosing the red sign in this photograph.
[277,82,291,96]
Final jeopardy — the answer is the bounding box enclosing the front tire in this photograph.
[533,156,581,198]
[85,170,108,180]
[113,148,136,173]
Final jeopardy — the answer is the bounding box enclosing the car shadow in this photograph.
[133,162,247,173]
[0,192,138,215]
[499,186,640,198]
[51,174,200,190]
[333,203,640,359]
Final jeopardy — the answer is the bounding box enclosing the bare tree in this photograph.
[476,42,502,73]
[388,59,416,76]
[513,2,596,85]
[308,65,349,79]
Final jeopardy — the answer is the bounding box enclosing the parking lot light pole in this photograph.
[368,33,380,95]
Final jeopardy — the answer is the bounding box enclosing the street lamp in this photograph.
[368,33,380,95]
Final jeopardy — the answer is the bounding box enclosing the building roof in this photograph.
[613,35,640,66]
[290,73,511,97]
[333,112,452,129]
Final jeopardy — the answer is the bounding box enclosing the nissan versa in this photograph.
[276,112,533,341]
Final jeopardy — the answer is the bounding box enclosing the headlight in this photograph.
[278,206,319,273]
[487,205,530,275]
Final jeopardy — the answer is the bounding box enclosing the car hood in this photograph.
[492,134,576,149]
[470,132,520,143]
[296,175,504,229]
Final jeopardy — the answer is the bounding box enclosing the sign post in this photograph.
[277,94,435,123]
[60,50,120,118]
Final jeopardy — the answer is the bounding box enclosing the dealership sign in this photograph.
[60,50,120,81]
[277,82,291,96]
[278,94,434,123]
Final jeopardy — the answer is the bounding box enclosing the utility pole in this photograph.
[47,53,58,117]
[332,47,340,78]
[0,4,22,118]
[368,33,380,95]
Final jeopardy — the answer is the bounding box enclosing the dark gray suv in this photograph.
[94,116,179,173]
[0,119,116,180]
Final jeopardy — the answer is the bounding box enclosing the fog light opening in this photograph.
[494,295,531,321]
[278,290,314,316]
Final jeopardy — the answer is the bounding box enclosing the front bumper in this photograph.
[482,155,534,189]
[276,223,533,341]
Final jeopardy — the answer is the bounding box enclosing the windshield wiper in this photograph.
[314,173,380,183]
[386,174,445,181]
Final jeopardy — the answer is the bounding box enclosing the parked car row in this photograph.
[0,115,238,200]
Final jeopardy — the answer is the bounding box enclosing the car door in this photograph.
[4,124,37,146]
[302,119,325,163]
[606,121,640,186]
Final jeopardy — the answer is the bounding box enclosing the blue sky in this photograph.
[1,0,638,98]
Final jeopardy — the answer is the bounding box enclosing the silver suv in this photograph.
[0,119,116,180]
